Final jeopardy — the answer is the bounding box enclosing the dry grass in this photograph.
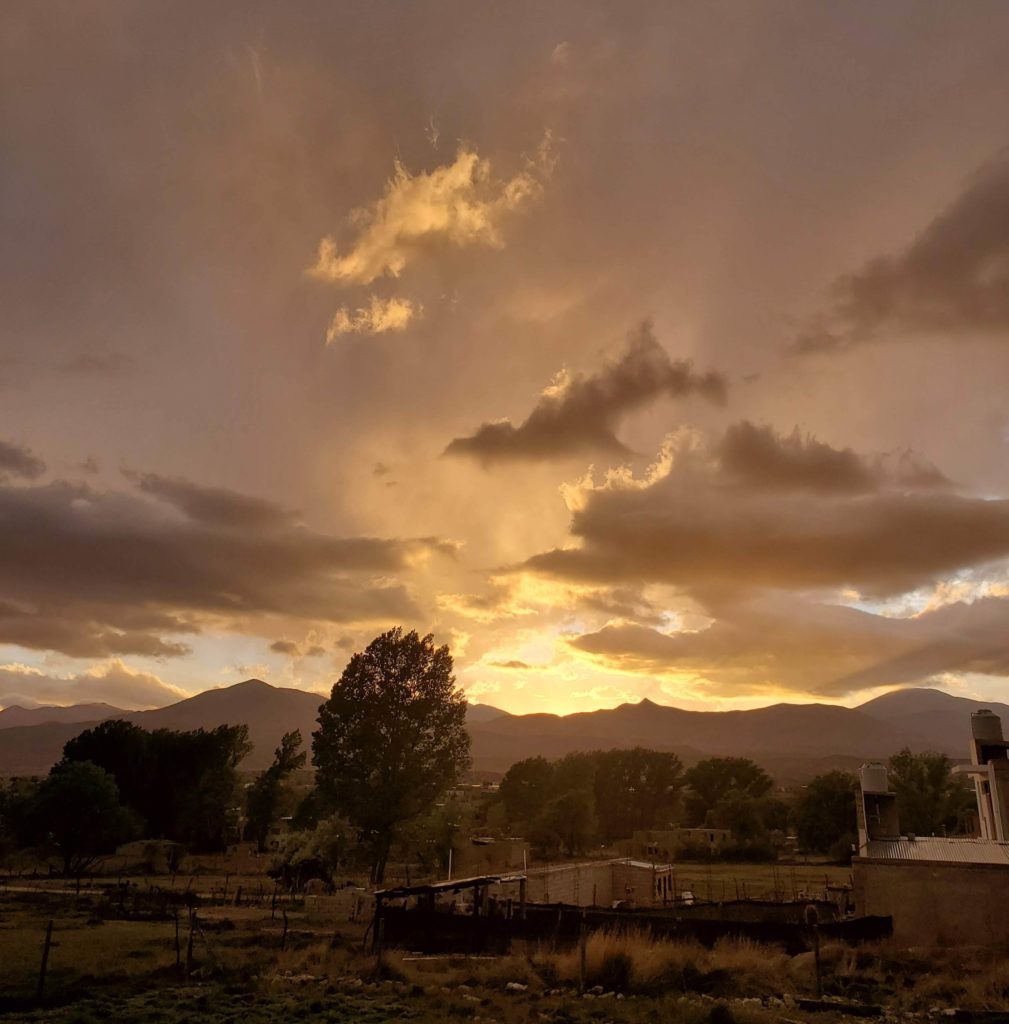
[7,885,1009,1022]
[539,928,791,997]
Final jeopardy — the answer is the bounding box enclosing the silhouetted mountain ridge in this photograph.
[0,682,1000,779]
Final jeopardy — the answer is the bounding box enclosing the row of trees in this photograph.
[495,747,976,863]
[0,625,981,880]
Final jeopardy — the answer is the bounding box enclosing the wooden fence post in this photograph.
[805,905,822,998]
[186,909,196,977]
[578,909,587,996]
[281,908,289,951]
[36,920,53,1003]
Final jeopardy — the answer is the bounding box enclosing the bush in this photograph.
[592,950,633,992]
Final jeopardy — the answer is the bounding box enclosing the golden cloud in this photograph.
[309,142,551,286]
[325,295,420,341]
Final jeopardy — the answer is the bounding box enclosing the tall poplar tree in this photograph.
[312,628,470,883]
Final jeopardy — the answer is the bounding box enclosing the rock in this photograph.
[506,982,528,993]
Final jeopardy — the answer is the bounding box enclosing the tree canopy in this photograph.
[887,748,975,836]
[312,628,470,883]
[64,720,250,849]
[683,757,773,827]
[499,747,683,849]
[793,770,858,859]
[28,760,137,875]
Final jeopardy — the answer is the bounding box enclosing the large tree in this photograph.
[793,770,858,859]
[593,748,683,841]
[499,756,555,826]
[888,749,975,837]
[28,760,137,876]
[312,628,471,883]
[683,756,773,826]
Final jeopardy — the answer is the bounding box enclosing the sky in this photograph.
[4,1,1009,715]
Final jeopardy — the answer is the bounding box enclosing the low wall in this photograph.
[378,902,890,956]
[853,859,1009,947]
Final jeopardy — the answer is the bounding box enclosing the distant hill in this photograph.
[857,687,1009,758]
[465,703,509,725]
[0,681,510,776]
[0,681,1004,782]
[466,698,917,773]
[128,679,323,767]
[0,702,124,729]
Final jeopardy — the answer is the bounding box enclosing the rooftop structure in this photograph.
[952,709,1009,841]
[853,709,1009,946]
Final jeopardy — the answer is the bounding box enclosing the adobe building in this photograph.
[522,857,676,908]
[623,827,732,861]
[853,710,1009,947]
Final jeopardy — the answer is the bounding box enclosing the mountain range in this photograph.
[0,680,1005,782]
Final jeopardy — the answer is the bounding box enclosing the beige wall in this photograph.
[853,859,1009,947]
[522,860,674,908]
[524,863,613,906]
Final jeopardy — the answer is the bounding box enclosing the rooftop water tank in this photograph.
[972,710,1004,743]
[860,762,890,794]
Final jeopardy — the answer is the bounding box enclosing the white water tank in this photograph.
[860,762,890,794]
[971,710,1004,743]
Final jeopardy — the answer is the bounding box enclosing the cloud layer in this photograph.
[0,440,45,480]
[446,323,727,463]
[526,424,1009,597]
[571,593,1009,697]
[0,659,187,710]
[0,474,448,658]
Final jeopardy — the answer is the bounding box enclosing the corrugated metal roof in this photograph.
[862,838,1009,866]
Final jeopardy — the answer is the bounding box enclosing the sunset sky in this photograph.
[4,2,1009,715]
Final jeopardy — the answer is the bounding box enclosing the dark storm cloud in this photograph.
[571,594,1009,697]
[0,478,445,658]
[0,440,45,480]
[129,471,295,529]
[445,322,727,463]
[716,421,877,494]
[269,639,325,657]
[795,155,1009,353]
[525,427,1009,597]
[714,422,950,494]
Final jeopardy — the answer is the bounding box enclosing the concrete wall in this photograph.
[522,860,675,908]
[524,862,614,907]
[853,859,1009,947]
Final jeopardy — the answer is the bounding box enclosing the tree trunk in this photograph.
[372,832,392,885]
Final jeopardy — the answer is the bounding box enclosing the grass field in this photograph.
[1,859,1003,1024]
